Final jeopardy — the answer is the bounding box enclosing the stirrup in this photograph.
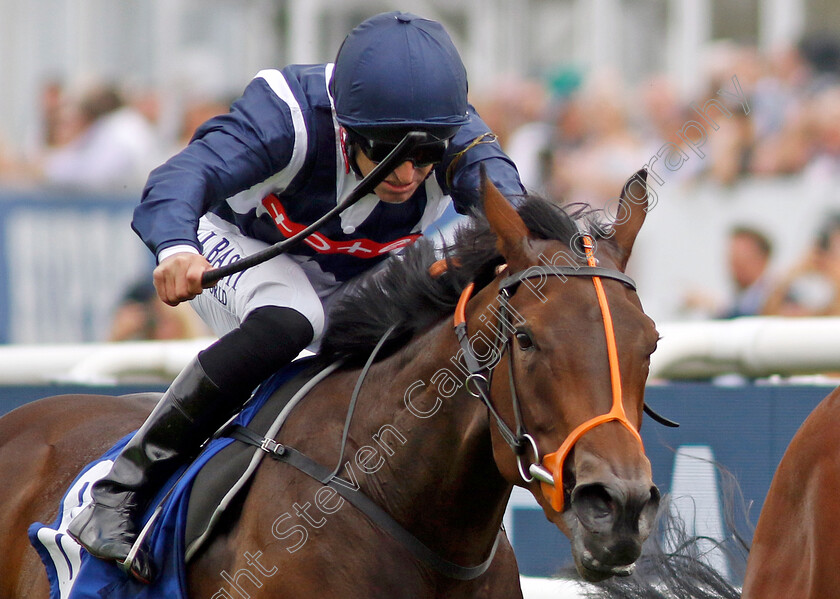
[117,504,164,584]
[117,552,156,585]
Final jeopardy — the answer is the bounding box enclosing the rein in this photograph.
[227,238,655,575]
[227,324,501,581]
[453,236,645,513]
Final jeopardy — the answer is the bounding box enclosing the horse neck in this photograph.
[350,315,512,563]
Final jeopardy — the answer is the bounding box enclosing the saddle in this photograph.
[183,348,501,581]
[183,356,328,560]
[28,357,333,599]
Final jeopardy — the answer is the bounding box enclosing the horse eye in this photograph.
[515,331,535,350]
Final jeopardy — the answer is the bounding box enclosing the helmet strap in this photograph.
[346,143,363,178]
[340,128,362,177]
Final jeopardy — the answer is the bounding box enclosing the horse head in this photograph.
[477,169,659,581]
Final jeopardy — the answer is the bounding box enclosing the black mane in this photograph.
[319,195,602,363]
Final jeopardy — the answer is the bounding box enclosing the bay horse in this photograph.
[0,171,660,598]
[741,384,840,598]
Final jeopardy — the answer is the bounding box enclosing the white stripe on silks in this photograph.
[36,459,113,599]
[254,69,308,186]
[324,63,378,233]
[227,69,309,216]
[326,62,344,202]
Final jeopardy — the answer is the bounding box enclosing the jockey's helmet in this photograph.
[332,12,469,144]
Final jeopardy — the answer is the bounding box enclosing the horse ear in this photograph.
[611,169,649,270]
[481,166,531,265]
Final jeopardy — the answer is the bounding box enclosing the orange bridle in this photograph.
[538,239,643,512]
[450,236,644,513]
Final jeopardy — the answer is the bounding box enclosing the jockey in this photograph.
[67,11,524,583]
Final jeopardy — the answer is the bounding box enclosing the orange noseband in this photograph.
[449,237,643,514]
[539,237,643,512]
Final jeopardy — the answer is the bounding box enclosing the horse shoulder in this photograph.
[743,386,840,599]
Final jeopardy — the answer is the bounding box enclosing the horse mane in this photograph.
[319,195,603,363]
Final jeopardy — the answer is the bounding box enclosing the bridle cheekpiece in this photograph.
[451,235,644,513]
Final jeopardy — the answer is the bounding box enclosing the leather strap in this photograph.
[227,424,501,580]
[499,265,636,292]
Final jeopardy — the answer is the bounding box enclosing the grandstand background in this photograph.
[2,0,840,343]
[3,1,840,592]
[0,0,830,142]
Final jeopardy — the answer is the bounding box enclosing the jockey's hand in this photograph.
[153,252,214,306]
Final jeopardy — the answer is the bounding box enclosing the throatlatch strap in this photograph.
[452,283,523,452]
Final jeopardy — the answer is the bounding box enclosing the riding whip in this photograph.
[201,131,432,287]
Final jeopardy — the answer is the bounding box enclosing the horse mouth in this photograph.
[578,549,636,581]
[553,477,657,583]
[535,447,657,582]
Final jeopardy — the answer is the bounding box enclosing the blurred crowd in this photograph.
[471,32,840,320]
[0,80,232,192]
[0,79,231,343]
[475,32,840,203]
[5,33,840,196]
[683,213,840,319]
[3,32,840,197]
[5,31,840,342]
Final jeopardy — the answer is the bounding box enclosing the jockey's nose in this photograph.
[392,161,418,183]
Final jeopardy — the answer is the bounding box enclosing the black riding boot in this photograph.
[66,357,244,584]
[67,306,313,584]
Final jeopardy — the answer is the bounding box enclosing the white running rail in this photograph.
[3,317,840,384]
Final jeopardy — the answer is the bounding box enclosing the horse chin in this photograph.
[560,510,641,582]
[536,507,622,581]
[574,547,637,582]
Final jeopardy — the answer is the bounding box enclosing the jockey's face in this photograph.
[353,143,436,205]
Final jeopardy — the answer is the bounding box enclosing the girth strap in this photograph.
[227,424,501,581]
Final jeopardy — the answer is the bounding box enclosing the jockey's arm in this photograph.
[439,104,525,212]
[132,76,298,262]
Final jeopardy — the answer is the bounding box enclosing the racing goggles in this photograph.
[352,134,449,168]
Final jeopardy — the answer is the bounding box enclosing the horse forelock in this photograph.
[319,194,604,363]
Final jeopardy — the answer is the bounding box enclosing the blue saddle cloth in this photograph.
[28,362,304,599]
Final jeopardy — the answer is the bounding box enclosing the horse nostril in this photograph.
[638,485,661,537]
[648,485,661,507]
[572,483,660,535]
[572,483,616,533]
